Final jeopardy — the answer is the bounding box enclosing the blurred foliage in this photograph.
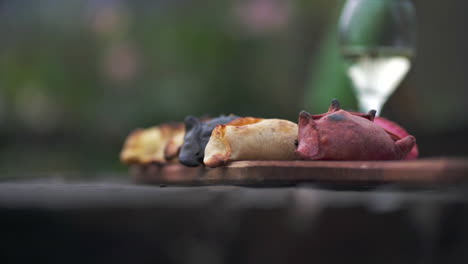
[0,0,467,175]
[305,4,356,113]
[0,0,332,174]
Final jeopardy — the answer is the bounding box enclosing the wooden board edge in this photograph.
[130,158,468,187]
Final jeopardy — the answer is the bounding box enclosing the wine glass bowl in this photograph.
[338,0,416,114]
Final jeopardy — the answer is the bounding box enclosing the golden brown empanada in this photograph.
[120,123,184,165]
[203,117,298,167]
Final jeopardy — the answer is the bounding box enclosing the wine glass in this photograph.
[338,0,416,114]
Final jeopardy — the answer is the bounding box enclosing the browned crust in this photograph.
[224,117,263,126]
[164,130,185,160]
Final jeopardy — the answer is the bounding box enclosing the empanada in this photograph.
[120,123,184,165]
[296,99,416,161]
[203,117,298,167]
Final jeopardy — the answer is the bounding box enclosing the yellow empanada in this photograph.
[120,123,184,165]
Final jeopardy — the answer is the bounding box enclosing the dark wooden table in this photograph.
[1,179,468,264]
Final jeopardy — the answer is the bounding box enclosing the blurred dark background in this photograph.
[0,0,467,176]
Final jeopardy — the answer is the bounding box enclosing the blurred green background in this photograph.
[0,0,467,176]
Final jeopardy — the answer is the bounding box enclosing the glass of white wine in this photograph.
[338,0,416,114]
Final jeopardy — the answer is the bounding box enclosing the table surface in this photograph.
[0,179,466,209]
[1,159,468,264]
[1,179,468,264]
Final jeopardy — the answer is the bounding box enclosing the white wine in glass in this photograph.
[339,0,416,114]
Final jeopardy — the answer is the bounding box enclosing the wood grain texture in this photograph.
[132,158,468,187]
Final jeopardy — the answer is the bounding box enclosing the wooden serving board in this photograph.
[131,158,468,187]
